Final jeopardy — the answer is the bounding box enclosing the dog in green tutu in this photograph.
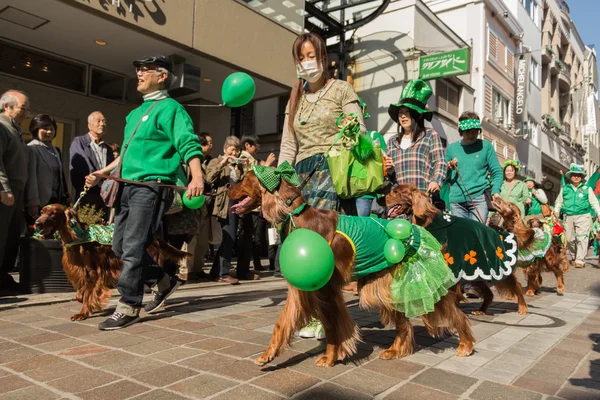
[228,163,475,368]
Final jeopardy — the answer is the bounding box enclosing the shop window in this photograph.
[90,67,125,102]
[0,39,86,93]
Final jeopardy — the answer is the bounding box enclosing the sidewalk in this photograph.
[0,263,599,399]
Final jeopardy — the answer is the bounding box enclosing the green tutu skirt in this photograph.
[390,226,457,318]
[517,227,552,266]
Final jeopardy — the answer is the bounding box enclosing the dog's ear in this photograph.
[65,208,81,224]
[411,189,430,217]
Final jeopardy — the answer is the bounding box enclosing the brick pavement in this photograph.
[0,263,599,399]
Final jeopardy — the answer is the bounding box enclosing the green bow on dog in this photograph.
[253,161,300,192]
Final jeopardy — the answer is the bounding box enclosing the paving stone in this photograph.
[470,381,542,400]
[185,337,238,351]
[121,340,178,355]
[0,375,32,394]
[513,376,561,396]
[170,321,214,333]
[557,385,600,400]
[102,356,167,376]
[178,352,238,372]
[58,344,111,358]
[23,361,81,382]
[136,329,183,340]
[132,365,198,387]
[48,369,118,393]
[211,384,284,400]
[363,358,424,380]
[33,338,88,352]
[168,374,236,398]
[14,333,67,345]
[0,347,42,364]
[213,359,268,381]
[78,380,151,400]
[0,385,59,400]
[160,333,208,345]
[384,383,458,400]
[128,389,190,400]
[4,354,63,372]
[294,382,372,400]
[332,368,398,396]
[403,352,445,366]
[411,368,477,396]
[149,347,205,363]
[253,369,321,397]
[216,343,265,358]
[287,354,356,380]
[0,341,21,352]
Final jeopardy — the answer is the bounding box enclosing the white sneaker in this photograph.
[314,323,326,340]
[298,318,320,338]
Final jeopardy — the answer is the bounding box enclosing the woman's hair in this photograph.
[29,114,57,140]
[398,108,426,143]
[458,111,482,136]
[107,143,120,154]
[287,33,330,131]
[241,135,259,148]
[198,132,211,147]
[223,135,241,152]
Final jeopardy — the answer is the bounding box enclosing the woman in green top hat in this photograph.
[554,163,600,268]
[524,176,548,219]
[384,79,446,199]
[500,160,529,221]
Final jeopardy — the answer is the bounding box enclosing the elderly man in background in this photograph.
[69,111,114,218]
[0,90,29,291]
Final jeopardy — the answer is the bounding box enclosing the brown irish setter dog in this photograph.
[491,198,567,296]
[228,172,475,368]
[385,184,528,316]
[34,204,188,321]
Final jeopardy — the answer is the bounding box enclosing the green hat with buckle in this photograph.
[388,79,433,123]
[564,163,586,179]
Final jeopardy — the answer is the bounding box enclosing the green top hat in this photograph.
[502,159,520,174]
[388,79,433,123]
[565,163,587,179]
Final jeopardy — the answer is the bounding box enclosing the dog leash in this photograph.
[455,166,485,224]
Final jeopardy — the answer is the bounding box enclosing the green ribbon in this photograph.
[458,118,481,131]
[253,161,300,192]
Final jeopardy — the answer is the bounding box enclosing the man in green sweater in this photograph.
[554,164,600,268]
[87,56,204,330]
[446,112,503,223]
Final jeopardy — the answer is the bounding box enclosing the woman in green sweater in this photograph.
[500,160,529,220]
[446,112,503,223]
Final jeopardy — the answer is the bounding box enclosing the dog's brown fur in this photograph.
[228,173,475,367]
[491,198,567,296]
[34,204,189,321]
[385,184,528,316]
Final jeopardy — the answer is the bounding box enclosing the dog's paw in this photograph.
[70,313,87,321]
[254,354,272,366]
[471,310,487,316]
[525,290,536,297]
[557,286,565,294]
[455,343,474,357]
[518,305,528,315]
[378,349,401,360]
[314,355,335,367]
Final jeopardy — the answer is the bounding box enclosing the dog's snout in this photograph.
[34,221,43,229]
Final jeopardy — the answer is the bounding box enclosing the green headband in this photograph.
[458,119,481,131]
[253,161,300,192]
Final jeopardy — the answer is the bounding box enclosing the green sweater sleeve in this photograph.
[487,144,503,195]
[161,104,204,163]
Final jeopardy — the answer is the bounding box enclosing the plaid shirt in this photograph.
[387,129,446,192]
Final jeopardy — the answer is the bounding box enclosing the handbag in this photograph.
[541,203,552,218]
[326,113,384,199]
[100,100,164,207]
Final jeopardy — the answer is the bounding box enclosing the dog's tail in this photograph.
[148,237,192,267]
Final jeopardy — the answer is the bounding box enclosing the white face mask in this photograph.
[296,60,323,83]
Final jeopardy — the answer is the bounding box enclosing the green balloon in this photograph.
[384,239,406,264]
[221,72,256,108]
[182,191,205,209]
[386,219,413,240]
[279,228,335,291]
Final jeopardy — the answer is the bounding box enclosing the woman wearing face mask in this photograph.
[277,33,366,340]
[384,80,446,205]
[278,32,366,213]
[446,112,503,223]
[500,160,529,221]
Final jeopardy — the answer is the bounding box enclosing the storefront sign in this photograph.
[418,48,470,80]
[514,53,530,125]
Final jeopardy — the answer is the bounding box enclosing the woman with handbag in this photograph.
[524,176,549,220]
[278,32,366,215]
[446,112,503,223]
[384,80,446,206]
[25,114,70,224]
[500,160,529,221]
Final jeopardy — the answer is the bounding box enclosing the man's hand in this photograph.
[187,176,204,198]
[27,205,39,218]
[85,174,102,187]
[0,192,14,206]
[525,198,532,205]
[447,158,458,170]
[265,153,277,167]
[492,193,502,201]
[384,156,394,176]
[427,182,440,193]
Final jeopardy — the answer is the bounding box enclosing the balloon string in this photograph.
[183,104,225,107]
[370,216,386,230]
